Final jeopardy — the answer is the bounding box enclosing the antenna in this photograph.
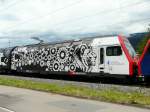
[31,37,44,44]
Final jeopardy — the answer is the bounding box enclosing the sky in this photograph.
[0,0,150,48]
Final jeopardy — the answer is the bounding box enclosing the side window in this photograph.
[106,46,122,56]
[1,57,5,62]
[100,48,104,64]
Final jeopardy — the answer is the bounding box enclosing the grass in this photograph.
[0,76,150,108]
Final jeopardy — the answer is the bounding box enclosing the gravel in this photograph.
[0,74,150,95]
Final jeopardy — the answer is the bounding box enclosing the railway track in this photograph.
[0,73,150,95]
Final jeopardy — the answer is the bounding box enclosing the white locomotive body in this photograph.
[10,35,138,78]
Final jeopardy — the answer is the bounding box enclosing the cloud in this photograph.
[0,14,18,21]
[0,0,149,48]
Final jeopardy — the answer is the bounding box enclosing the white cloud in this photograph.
[0,0,149,47]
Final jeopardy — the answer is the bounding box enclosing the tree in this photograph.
[136,25,150,55]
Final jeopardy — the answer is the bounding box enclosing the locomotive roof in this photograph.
[23,34,118,47]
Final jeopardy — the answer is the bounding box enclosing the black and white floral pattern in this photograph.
[11,42,97,73]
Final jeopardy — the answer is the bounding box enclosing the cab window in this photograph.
[124,39,136,58]
[106,46,122,56]
[1,57,5,62]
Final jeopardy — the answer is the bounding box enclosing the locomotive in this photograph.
[0,35,150,82]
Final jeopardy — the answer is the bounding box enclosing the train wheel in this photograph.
[145,77,150,84]
[126,75,137,85]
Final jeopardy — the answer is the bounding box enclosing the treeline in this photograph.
[136,31,150,55]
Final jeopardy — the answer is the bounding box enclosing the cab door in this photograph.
[106,45,128,75]
[99,47,105,73]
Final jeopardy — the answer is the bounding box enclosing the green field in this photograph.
[0,76,150,108]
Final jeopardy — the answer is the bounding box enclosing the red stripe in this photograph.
[68,70,76,76]
[118,35,134,76]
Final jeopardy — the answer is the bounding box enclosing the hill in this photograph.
[128,32,148,51]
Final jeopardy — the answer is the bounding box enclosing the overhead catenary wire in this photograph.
[5,0,84,32]
[51,0,150,30]
[2,0,150,37]
[66,17,150,35]
[0,0,23,14]
[24,15,150,39]
[4,0,144,32]
[26,0,150,37]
